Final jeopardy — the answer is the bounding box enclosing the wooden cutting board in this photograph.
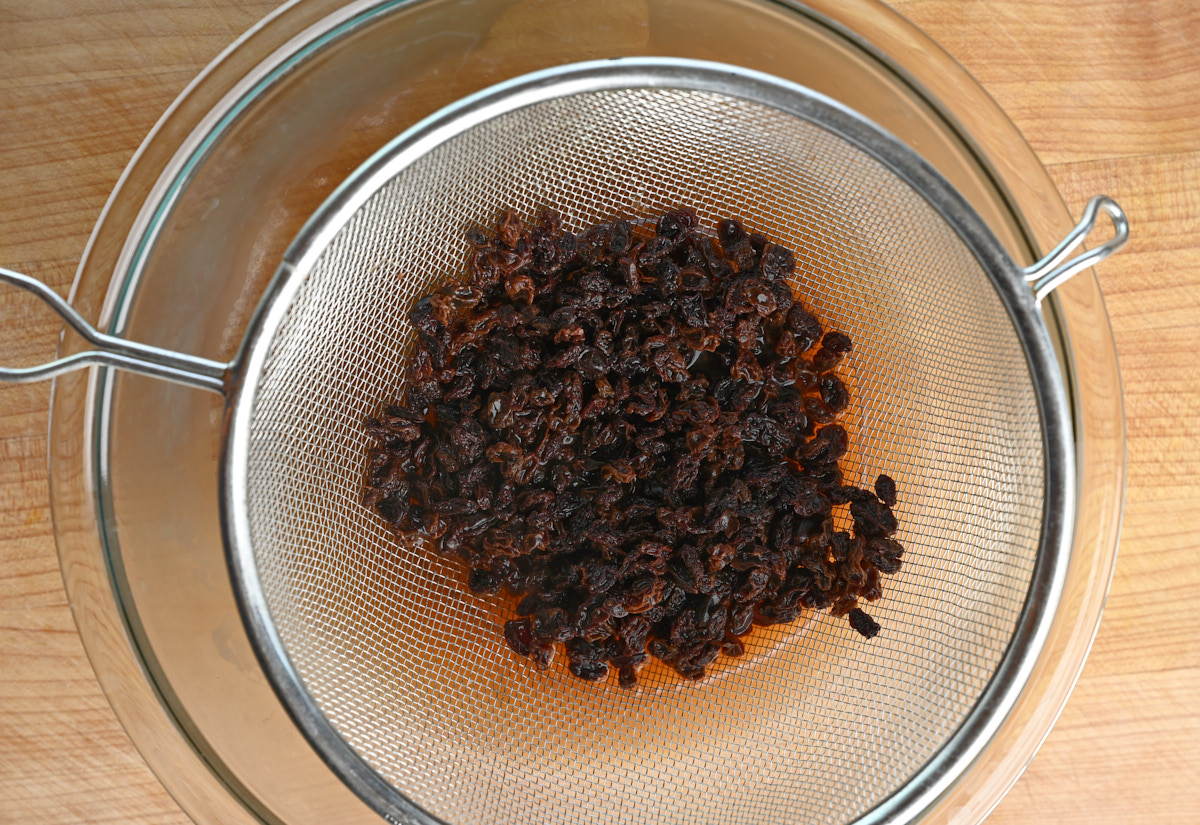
[1,1,1197,822]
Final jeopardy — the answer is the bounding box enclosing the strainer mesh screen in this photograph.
[245,89,1043,825]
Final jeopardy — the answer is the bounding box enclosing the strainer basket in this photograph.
[1,59,1127,825]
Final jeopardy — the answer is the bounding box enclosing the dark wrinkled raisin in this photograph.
[717,218,747,249]
[617,663,639,688]
[503,617,535,656]
[798,424,849,466]
[875,473,897,507]
[760,243,795,280]
[812,348,839,373]
[468,567,501,594]
[819,374,849,413]
[813,330,849,367]
[822,330,853,354]
[786,305,823,352]
[848,608,881,639]
[803,396,835,425]
[866,536,905,575]
[656,208,697,239]
[362,210,903,688]
[850,497,899,539]
[570,658,610,681]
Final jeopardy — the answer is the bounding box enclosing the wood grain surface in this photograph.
[1,1,1197,823]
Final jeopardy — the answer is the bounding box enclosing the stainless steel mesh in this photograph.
[244,86,1043,825]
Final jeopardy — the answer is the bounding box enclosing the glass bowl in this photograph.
[48,1,1123,823]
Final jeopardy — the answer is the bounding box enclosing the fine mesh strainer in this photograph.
[1,59,1127,825]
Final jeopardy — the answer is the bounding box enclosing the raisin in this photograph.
[848,608,881,639]
[717,218,747,249]
[468,567,501,594]
[803,396,835,425]
[850,497,899,538]
[786,305,822,352]
[819,374,849,414]
[866,537,905,575]
[822,330,853,355]
[570,659,610,682]
[617,663,639,688]
[503,617,535,657]
[362,210,904,688]
[874,473,897,507]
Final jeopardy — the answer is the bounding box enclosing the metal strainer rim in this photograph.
[220,58,1074,825]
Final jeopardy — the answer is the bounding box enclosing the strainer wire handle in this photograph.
[1024,195,1129,304]
[0,267,228,393]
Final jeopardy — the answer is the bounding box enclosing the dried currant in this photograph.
[362,209,904,687]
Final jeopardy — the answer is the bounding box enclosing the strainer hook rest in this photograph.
[1023,195,1128,304]
[0,266,228,392]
